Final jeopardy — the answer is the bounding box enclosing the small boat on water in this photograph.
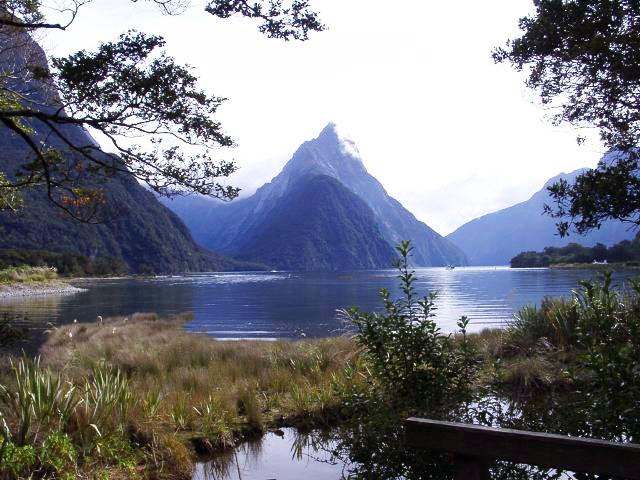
[445,265,455,270]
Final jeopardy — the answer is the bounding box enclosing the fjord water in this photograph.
[1,267,633,338]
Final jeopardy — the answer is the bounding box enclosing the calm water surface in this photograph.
[192,428,343,480]
[0,267,633,338]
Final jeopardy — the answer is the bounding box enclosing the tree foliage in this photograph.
[495,0,640,235]
[0,0,323,220]
[509,236,640,267]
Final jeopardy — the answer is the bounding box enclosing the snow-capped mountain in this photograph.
[163,123,468,270]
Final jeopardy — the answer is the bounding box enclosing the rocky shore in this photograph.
[0,281,86,298]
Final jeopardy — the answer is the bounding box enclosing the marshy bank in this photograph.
[0,312,364,479]
[1,256,639,479]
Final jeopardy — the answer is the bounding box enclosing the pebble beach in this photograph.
[0,281,86,298]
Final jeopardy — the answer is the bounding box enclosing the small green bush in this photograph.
[0,443,36,479]
[505,273,640,440]
[346,241,479,412]
[39,432,77,479]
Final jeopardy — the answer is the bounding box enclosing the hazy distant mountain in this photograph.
[163,123,467,270]
[446,168,636,266]
[0,30,244,274]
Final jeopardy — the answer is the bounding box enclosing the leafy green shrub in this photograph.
[571,274,640,440]
[0,443,36,479]
[39,432,77,479]
[90,435,140,471]
[345,241,479,412]
[504,273,640,440]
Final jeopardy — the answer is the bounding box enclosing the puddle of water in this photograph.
[192,428,345,480]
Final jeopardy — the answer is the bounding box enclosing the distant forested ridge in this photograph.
[511,234,640,268]
[0,31,247,274]
[162,123,467,271]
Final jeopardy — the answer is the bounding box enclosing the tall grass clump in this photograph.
[0,266,57,285]
[74,363,133,455]
[0,357,80,479]
[0,356,145,479]
[0,357,78,446]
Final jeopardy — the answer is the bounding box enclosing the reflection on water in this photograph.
[0,293,66,320]
[192,429,344,480]
[0,295,70,352]
[0,268,635,339]
[191,401,589,480]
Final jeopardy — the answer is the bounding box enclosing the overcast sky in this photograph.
[43,0,606,235]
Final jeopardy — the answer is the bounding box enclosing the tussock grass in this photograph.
[0,266,57,285]
[41,312,360,429]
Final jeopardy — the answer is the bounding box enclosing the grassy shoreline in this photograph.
[0,266,59,285]
[0,311,560,479]
[0,266,86,298]
[1,313,366,479]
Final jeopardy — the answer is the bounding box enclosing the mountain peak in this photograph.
[165,124,468,267]
[315,122,361,159]
[278,122,365,183]
[319,121,339,136]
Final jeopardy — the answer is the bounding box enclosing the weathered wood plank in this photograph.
[404,417,640,480]
[453,455,490,480]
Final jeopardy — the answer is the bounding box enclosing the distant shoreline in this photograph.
[549,262,640,271]
[0,281,87,298]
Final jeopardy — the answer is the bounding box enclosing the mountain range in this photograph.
[446,167,636,265]
[2,32,633,273]
[163,123,467,270]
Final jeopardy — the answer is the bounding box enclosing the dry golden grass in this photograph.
[40,312,364,448]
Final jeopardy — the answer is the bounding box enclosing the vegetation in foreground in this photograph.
[0,313,364,479]
[334,247,640,479]
[1,243,639,479]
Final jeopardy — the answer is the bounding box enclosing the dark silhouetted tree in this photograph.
[0,0,323,220]
[495,0,640,236]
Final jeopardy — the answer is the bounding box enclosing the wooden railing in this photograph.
[404,418,640,480]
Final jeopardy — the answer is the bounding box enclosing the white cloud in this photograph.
[42,0,606,235]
